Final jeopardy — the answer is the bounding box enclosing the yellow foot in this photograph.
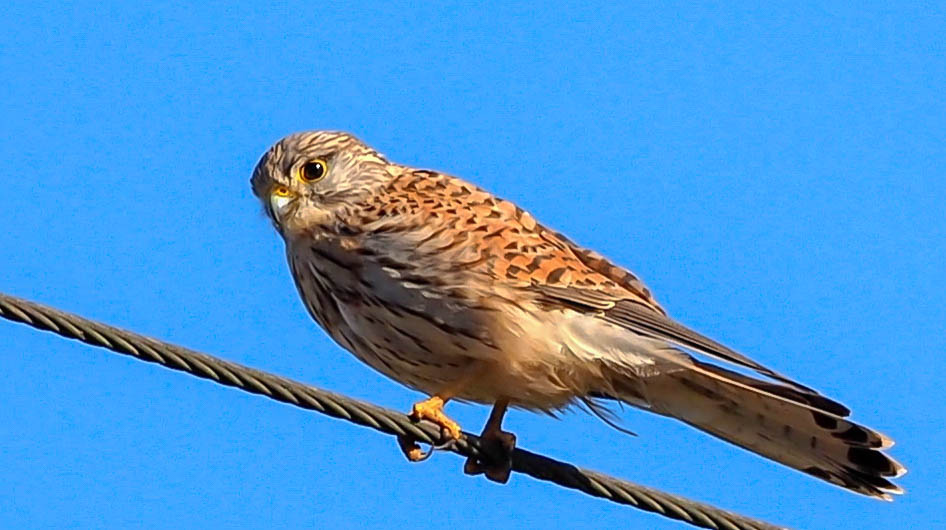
[409,396,463,441]
[464,429,516,483]
[396,435,427,462]
[396,396,463,463]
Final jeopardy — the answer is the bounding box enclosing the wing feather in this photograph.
[537,283,819,393]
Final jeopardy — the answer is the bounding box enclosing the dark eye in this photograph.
[300,159,328,182]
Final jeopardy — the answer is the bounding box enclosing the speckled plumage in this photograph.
[251,130,905,498]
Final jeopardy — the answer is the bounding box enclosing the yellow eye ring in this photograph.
[272,186,292,197]
[299,158,329,182]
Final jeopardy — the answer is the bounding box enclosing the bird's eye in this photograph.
[299,159,328,182]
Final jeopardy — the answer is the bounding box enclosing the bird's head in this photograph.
[251,130,393,235]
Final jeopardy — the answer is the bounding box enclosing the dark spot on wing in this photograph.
[812,411,838,430]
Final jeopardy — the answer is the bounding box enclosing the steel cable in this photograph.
[0,291,783,530]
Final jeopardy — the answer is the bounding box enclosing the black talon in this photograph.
[412,446,436,461]
[397,434,457,462]
[432,438,457,452]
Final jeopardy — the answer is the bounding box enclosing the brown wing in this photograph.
[367,169,815,391]
[362,169,663,310]
[532,226,822,394]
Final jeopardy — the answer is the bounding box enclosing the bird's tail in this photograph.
[597,352,906,500]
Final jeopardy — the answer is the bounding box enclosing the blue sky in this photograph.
[1,2,943,528]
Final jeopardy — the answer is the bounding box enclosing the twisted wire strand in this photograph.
[0,291,783,530]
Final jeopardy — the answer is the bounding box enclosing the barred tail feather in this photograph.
[603,358,906,500]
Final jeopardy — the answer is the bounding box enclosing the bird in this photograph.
[250,130,905,498]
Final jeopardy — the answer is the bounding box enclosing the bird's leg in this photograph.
[398,368,483,462]
[397,394,463,462]
[409,395,463,440]
[463,399,516,483]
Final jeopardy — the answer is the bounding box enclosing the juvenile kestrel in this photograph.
[251,131,905,497]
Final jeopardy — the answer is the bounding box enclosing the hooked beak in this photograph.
[269,186,296,224]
